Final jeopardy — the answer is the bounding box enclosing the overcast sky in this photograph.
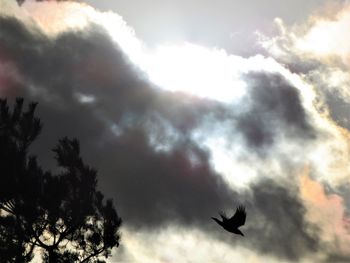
[83,0,340,55]
[2,0,350,262]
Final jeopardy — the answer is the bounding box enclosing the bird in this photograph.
[212,205,246,236]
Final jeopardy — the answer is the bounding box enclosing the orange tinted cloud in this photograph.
[300,167,350,257]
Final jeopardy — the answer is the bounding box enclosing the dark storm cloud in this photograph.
[202,178,319,261]
[90,130,318,260]
[0,15,232,223]
[326,253,350,263]
[233,72,315,151]
[0,14,320,260]
[243,179,319,260]
[1,16,226,133]
[92,128,236,228]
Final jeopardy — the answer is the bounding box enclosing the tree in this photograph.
[0,98,122,262]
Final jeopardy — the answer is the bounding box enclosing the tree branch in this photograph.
[80,246,105,263]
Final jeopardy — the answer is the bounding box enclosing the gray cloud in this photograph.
[92,129,235,228]
[326,253,350,263]
[0,14,321,260]
[235,72,315,151]
[0,14,234,226]
[244,179,318,260]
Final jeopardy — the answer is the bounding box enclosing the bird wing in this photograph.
[228,205,246,227]
[219,211,228,221]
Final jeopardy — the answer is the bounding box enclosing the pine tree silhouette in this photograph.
[0,98,122,262]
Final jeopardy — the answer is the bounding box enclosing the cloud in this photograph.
[115,226,316,263]
[257,3,350,260]
[0,4,236,229]
[257,2,350,186]
[300,167,350,261]
[236,72,315,150]
[259,3,350,118]
[259,4,350,67]
[244,178,318,260]
[2,1,350,262]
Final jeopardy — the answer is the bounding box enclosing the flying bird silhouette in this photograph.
[212,206,246,236]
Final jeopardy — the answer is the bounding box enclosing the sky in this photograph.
[1,0,350,262]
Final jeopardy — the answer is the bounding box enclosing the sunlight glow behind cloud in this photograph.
[144,44,247,103]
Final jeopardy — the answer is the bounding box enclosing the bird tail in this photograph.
[237,229,244,236]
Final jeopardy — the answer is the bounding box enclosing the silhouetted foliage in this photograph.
[0,98,122,262]
[212,205,246,236]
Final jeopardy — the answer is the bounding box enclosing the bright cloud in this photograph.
[295,7,350,63]
[117,227,297,263]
